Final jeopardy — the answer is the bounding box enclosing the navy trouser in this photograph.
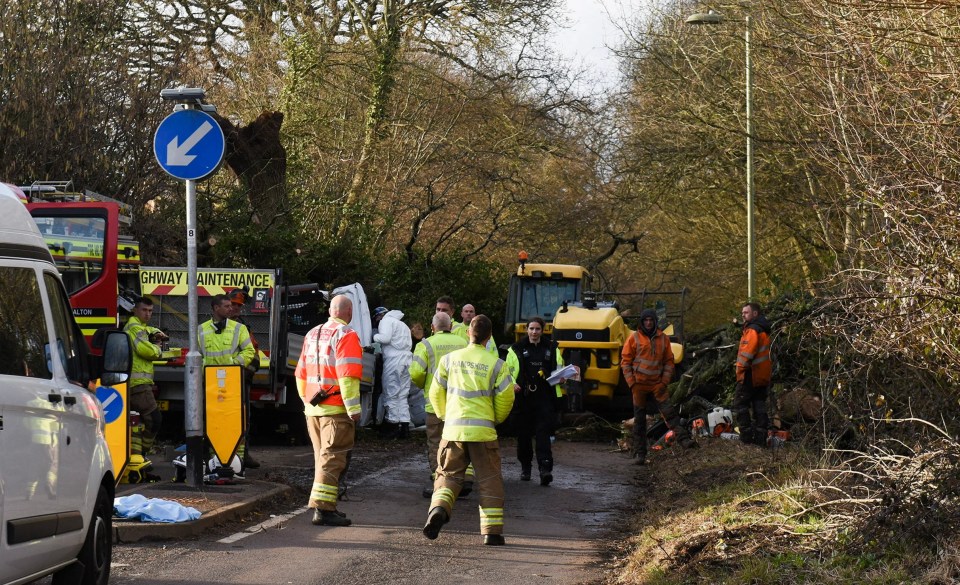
[516,401,554,472]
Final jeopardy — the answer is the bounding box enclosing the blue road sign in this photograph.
[96,386,125,425]
[154,109,226,181]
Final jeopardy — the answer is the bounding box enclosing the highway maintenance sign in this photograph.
[139,267,275,297]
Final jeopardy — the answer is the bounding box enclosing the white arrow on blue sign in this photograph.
[154,109,226,181]
[96,386,125,425]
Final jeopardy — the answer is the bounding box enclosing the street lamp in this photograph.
[685,10,755,300]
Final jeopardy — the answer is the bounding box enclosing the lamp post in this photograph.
[685,11,755,300]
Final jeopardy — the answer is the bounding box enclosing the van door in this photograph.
[43,272,95,525]
[0,265,74,576]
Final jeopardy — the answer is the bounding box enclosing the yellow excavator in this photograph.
[503,251,687,414]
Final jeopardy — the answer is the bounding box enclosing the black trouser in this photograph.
[516,400,554,473]
[733,380,770,444]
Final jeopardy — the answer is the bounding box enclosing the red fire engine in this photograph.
[21,181,375,442]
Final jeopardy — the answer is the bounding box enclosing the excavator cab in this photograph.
[504,252,591,342]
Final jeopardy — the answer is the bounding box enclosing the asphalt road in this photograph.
[108,436,633,585]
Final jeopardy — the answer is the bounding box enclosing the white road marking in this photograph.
[218,506,309,544]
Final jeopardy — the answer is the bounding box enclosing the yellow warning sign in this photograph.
[95,380,130,485]
[140,267,275,297]
[204,365,245,466]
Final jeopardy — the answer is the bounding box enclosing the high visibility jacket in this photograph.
[236,315,261,366]
[452,323,497,354]
[737,317,772,387]
[431,344,514,442]
[199,318,256,368]
[124,315,162,389]
[506,338,564,399]
[620,329,674,390]
[296,317,363,417]
[410,331,467,414]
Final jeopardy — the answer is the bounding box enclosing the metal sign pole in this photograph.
[184,178,204,486]
[156,86,225,487]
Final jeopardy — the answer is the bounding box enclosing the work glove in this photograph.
[652,383,668,400]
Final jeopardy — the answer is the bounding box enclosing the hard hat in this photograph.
[228,287,249,305]
[374,306,388,318]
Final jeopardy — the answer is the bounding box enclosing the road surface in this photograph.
[109,437,633,584]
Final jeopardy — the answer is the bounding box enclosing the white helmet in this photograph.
[208,454,243,475]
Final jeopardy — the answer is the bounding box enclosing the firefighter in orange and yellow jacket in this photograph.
[296,295,363,527]
[735,302,773,445]
[620,309,695,464]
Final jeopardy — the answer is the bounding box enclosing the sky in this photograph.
[550,0,643,90]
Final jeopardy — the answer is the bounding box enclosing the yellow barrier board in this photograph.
[95,381,130,485]
[204,365,245,466]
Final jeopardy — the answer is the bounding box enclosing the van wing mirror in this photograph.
[100,330,131,386]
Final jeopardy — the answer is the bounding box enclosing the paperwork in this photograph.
[547,364,580,386]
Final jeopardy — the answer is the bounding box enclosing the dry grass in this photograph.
[923,545,960,585]
[602,432,959,584]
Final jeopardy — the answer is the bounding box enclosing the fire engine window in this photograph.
[33,215,106,295]
[44,272,85,385]
[0,267,52,379]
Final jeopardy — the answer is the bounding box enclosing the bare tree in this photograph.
[0,0,172,205]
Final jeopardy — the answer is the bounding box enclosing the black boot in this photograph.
[539,459,554,486]
[398,422,410,440]
[312,509,352,526]
[379,421,399,439]
[483,534,506,546]
[423,506,449,540]
[243,452,261,469]
[520,465,532,481]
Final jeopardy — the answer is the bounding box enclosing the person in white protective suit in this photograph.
[374,306,413,438]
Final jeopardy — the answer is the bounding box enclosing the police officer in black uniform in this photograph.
[505,317,565,486]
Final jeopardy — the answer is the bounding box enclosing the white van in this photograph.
[0,190,130,585]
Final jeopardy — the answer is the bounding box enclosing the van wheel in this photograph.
[57,484,112,585]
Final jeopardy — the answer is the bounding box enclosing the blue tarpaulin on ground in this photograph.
[114,494,201,523]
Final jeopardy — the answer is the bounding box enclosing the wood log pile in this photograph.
[666,292,824,433]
